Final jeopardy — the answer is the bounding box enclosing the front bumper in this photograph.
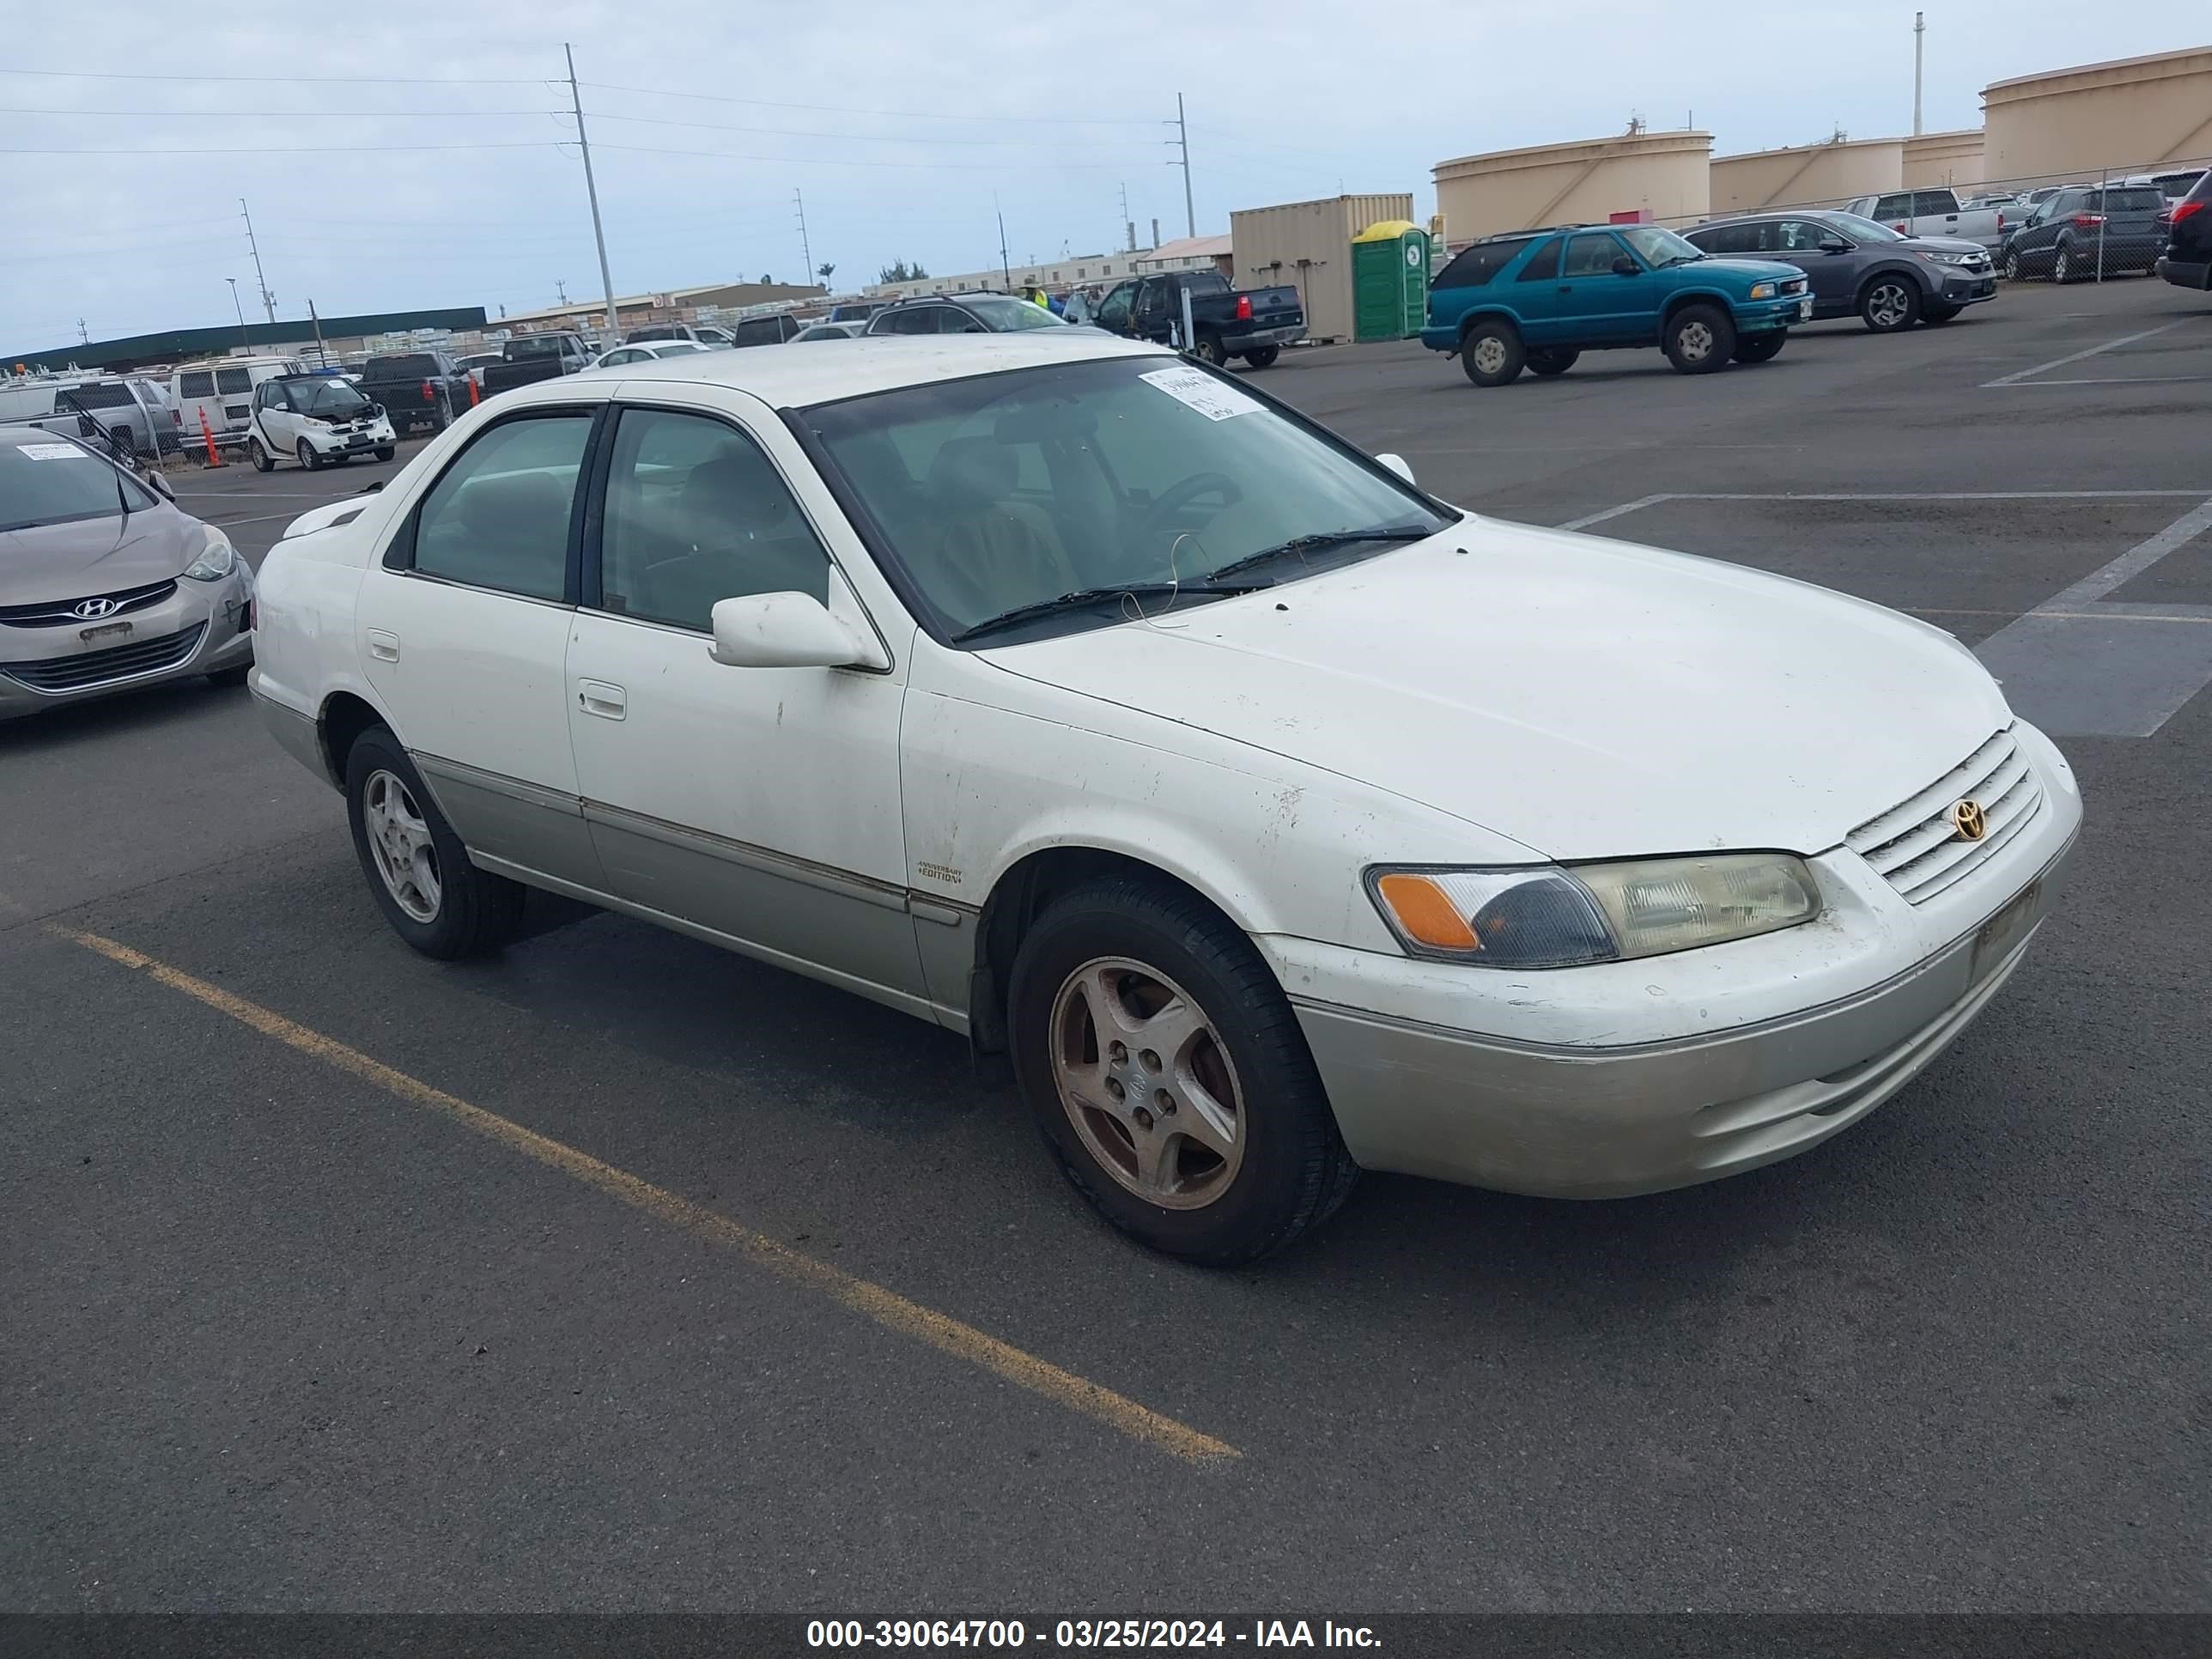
[301,418,396,457]
[0,565,255,720]
[1937,272,1998,303]
[2156,256,2212,291]
[1266,720,2082,1198]
[1736,294,1808,333]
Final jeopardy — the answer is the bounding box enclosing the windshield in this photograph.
[963,296,1065,331]
[804,356,1451,640]
[0,440,155,533]
[1618,225,1705,266]
[1827,212,1906,243]
[295,380,371,416]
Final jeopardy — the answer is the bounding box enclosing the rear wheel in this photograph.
[1196,333,1229,367]
[1859,276,1920,331]
[344,727,526,960]
[1243,345,1280,368]
[1731,332,1786,363]
[2053,241,2077,284]
[296,439,321,472]
[1008,874,1358,1264]
[1663,303,1735,373]
[1526,347,1579,376]
[248,438,273,473]
[1459,319,1525,386]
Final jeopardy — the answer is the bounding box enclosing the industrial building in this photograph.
[498,280,825,335]
[5,307,489,376]
[1903,129,1985,189]
[1709,136,1906,216]
[863,243,1219,301]
[1432,128,1712,244]
[1983,45,2212,181]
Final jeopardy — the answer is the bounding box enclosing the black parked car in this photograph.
[1684,210,1996,331]
[2156,171,2212,295]
[2001,185,2167,282]
[353,351,471,435]
[865,292,1070,337]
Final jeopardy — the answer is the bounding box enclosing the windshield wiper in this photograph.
[1206,523,1434,584]
[952,580,1265,644]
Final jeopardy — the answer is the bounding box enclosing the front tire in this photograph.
[1526,347,1579,376]
[1007,875,1358,1264]
[1243,345,1280,368]
[1663,303,1735,373]
[344,727,526,960]
[1459,319,1525,386]
[248,438,273,473]
[2002,246,2025,281]
[1732,332,1786,363]
[296,439,321,472]
[1859,276,1921,332]
[374,445,396,462]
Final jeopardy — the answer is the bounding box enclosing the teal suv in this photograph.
[1420,223,1813,386]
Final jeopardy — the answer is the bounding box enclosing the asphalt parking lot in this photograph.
[3,277,2207,1613]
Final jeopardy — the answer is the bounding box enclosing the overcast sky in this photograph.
[2,3,2203,353]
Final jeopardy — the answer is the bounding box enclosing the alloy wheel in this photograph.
[1869,283,1911,328]
[362,769,442,923]
[1048,956,1245,1210]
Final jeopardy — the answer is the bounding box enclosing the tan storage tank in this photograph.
[1709,137,1905,215]
[1229,193,1415,344]
[1984,46,2212,182]
[1902,129,1986,189]
[1432,129,1711,243]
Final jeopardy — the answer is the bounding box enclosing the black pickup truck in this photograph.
[1091,270,1306,368]
[354,350,471,435]
[478,332,596,398]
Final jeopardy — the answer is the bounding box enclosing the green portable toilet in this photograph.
[1352,220,1431,343]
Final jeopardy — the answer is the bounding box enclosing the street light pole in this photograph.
[226,277,252,353]
[1175,93,1196,240]
[565,43,621,346]
[1913,11,1925,137]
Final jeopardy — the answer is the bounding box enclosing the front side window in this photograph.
[1827,211,1904,243]
[805,357,1451,640]
[1095,283,1136,329]
[1776,219,1836,252]
[598,409,830,631]
[408,414,593,600]
[1562,232,1629,276]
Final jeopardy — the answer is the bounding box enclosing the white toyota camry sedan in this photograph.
[251,331,2081,1262]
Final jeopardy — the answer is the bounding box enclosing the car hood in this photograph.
[982,520,2010,861]
[1674,256,1806,283]
[1899,235,1990,256]
[0,506,204,605]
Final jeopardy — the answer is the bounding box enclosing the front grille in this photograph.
[1847,726,2044,904]
[0,578,179,629]
[1,621,206,692]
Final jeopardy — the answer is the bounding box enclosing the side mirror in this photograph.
[1611,256,1640,276]
[710,591,886,671]
[145,470,176,501]
[1818,237,1850,253]
[1376,453,1416,485]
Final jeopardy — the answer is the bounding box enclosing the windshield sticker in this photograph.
[18,442,94,461]
[1139,365,1261,422]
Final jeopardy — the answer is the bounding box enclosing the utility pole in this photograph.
[794,187,815,285]
[76,319,88,344]
[226,277,252,353]
[307,298,328,368]
[1169,94,1195,240]
[240,198,276,324]
[556,279,568,305]
[997,204,1012,291]
[1119,181,1134,252]
[1913,11,1925,136]
[565,43,620,345]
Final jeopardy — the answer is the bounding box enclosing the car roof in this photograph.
[553,331,1169,406]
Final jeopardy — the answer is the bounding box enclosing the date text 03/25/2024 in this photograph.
[805,1620,1380,1649]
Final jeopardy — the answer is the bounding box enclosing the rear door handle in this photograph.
[577,678,627,720]
[367,629,399,662]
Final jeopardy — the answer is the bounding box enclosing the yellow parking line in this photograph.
[51,924,1240,1466]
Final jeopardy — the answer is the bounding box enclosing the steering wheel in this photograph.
[1136,471,1244,549]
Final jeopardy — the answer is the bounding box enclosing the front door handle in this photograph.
[577,678,627,720]
[367,629,399,662]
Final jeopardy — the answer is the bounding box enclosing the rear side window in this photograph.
[1912,190,1960,216]
[735,317,784,343]
[1515,238,1563,282]
[179,371,215,398]
[1688,223,1761,255]
[369,354,439,378]
[1872,193,1914,220]
[407,414,595,600]
[1432,238,1533,289]
[216,368,252,394]
[2095,187,2165,213]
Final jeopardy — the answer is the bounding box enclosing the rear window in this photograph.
[734,317,786,343]
[179,371,215,398]
[1180,272,1231,295]
[60,382,134,410]
[507,337,571,358]
[1432,238,1534,289]
[2094,187,2166,213]
[2185,172,2212,207]
[215,368,252,394]
[367,354,441,378]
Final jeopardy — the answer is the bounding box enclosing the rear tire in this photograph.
[2053,242,2078,284]
[1858,276,1921,332]
[1526,348,1579,376]
[344,727,526,961]
[1196,334,1229,367]
[1731,332,1786,363]
[248,439,273,473]
[1459,319,1525,386]
[296,439,321,472]
[1663,303,1735,373]
[1007,873,1358,1264]
[1243,345,1280,368]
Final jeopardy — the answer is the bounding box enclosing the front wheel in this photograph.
[2002,246,2025,281]
[1459,319,1525,386]
[1242,345,1279,368]
[1859,276,1920,332]
[296,439,321,472]
[1526,347,1579,376]
[344,727,526,960]
[374,445,396,462]
[1008,875,1358,1264]
[1663,303,1735,373]
[1732,332,1786,363]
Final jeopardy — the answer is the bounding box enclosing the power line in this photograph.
[0,142,561,155]
[0,65,545,85]
[580,81,1152,127]
[593,142,1135,172]
[0,105,564,118]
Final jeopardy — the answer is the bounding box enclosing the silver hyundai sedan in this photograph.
[0,428,254,720]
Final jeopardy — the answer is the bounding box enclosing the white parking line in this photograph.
[1553,489,2212,533]
[2033,497,2212,611]
[1979,321,2186,387]
[1990,374,2201,387]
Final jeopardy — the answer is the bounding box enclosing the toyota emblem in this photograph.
[72,597,121,620]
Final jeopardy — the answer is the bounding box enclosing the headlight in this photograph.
[1367,854,1820,969]
[1747,281,1778,300]
[1922,250,1978,265]
[184,529,237,582]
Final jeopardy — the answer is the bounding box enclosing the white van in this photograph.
[0,372,176,459]
[168,356,305,446]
